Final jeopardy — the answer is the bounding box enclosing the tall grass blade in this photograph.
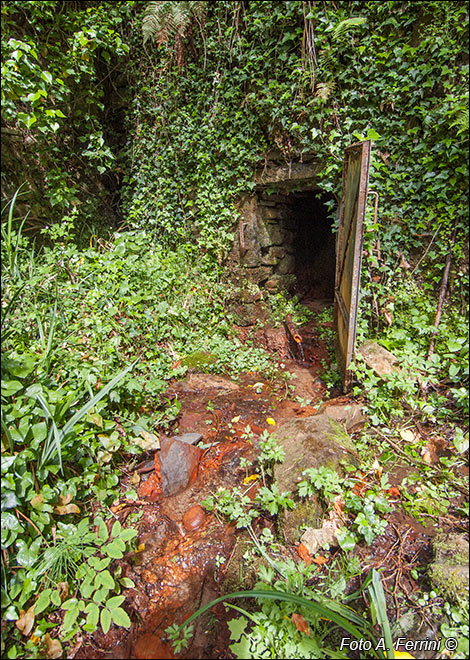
[61,360,136,438]
[177,589,381,653]
[35,393,63,471]
[368,569,395,659]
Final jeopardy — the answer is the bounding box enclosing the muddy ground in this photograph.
[70,308,467,660]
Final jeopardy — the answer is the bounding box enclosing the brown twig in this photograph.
[427,226,458,360]
[373,429,469,496]
[15,509,50,547]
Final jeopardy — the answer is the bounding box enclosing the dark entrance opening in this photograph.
[290,190,337,303]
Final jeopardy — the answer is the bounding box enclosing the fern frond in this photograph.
[142,1,206,44]
[315,81,336,101]
[331,17,366,41]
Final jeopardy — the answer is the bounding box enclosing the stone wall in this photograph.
[231,192,298,292]
[228,156,327,293]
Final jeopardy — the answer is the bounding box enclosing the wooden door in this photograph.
[334,140,371,391]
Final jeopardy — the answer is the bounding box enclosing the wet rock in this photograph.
[158,438,202,497]
[428,533,469,605]
[273,411,360,544]
[318,400,365,430]
[358,340,400,377]
[182,505,206,531]
[273,411,359,493]
[134,633,174,659]
[174,373,240,394]
[171,432,203,445]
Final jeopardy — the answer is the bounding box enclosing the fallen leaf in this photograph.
[137,430,160,451]
[30,494,44,508]
[266,418,276,426]
[15,605,35,636]
[300,521,339,555]
[297,543,312,566]
[387,487,401,498]
[291,613,311,636]
[400,428,419,443]
[135,543,146,553]
[54,503,80,515]
[394,651,415,659]
[421,448,433,464]
[44,633,63,659]
[130,471,140,485]
[352,479,367,497]
[57,493,73,506]
[253,382,265,389]
[312,555,329,565]
[172,360,181,370]
[231,415,241,423]
[372,459,382,479]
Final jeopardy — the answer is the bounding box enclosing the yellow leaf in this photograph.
[54,503,80,515]
[266,418,276,426]
[135,543,145,553]
[30,494,44,509]
[131,471,140,485]
[15,605,35,636]
[394,651,415,659]
[243,474,259,484]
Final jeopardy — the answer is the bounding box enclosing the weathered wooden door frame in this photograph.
[334,140,372,392]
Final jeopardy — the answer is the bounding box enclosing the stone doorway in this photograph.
[234,187,337,304]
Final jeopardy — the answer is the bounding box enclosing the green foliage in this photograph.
[297,466,343,502]
[167,570,394,659]
[32,517,136,635]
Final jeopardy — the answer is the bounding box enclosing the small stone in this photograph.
[158,439,202,497]
[358,340,400,377]
[134,633,173,659]
[171,432,203,445]
[182,505,206,531]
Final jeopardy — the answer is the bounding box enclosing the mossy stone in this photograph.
[181,351,218,369]
[428,533,469,605]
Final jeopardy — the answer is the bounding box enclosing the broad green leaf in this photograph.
[119,528,138,542]
[97,570,115,590]
[110,606,131,628]
[111,520,122,537]
[61,598,79,611]
[100,608,112,635]
[41,71,53,84]
[102,539,124,558]
[62,606,80,631]
[106,595,125,610]
[1,380,23,396]
[227,616,247,642]
[34,588,52,615]
[84,602,99,630]
[119,577,135,588]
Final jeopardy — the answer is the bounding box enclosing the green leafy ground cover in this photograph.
[1,1,468,658]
